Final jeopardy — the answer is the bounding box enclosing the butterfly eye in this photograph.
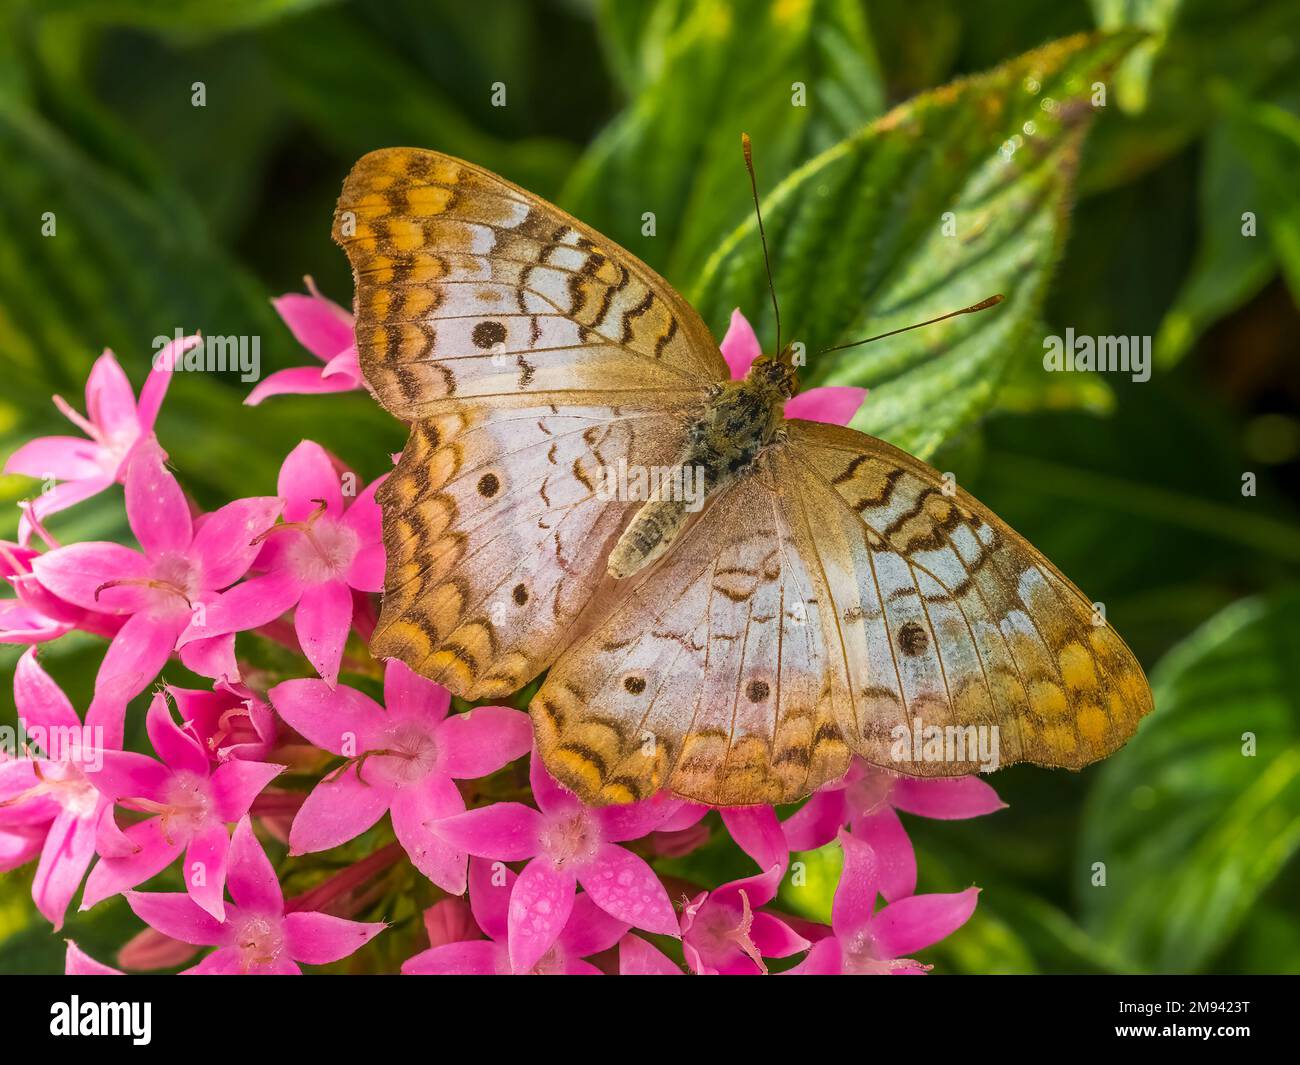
[512,583,529,606]
[623,676,647,695]
[471,321,507,349]
[477,473,500,498]
[746,679,770,703]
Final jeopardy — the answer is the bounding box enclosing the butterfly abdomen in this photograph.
[607,370,789,580]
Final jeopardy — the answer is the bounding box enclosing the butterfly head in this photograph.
[746,352,799,402]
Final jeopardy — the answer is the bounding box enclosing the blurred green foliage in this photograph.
[1,0,1298,974]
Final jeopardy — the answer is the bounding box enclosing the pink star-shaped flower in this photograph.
[269,659,531,894]
[126,816,385,974]
[32,438,282,743]
[0,649,115,929]
[432,749,683,973]
[5,337,198,542]
[245,280,363,406]
[681,864,809,975]
[81,692,284,919]
[403,857,629,975]
[786,831,979,974]
[783,758,1004,901]
[720,309,868,425]
[179,440,383,684]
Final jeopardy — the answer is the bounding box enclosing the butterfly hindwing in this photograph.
[534,455,852,806]
[333,147,726,420]
[374,399,700,700]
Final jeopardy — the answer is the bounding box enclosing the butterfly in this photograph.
[331,143,1153,807]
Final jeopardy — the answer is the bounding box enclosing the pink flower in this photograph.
[681,864,809,975]
[245,281,362,406]
[179,441,383,684]
[31,439,281,742]
[403,858,628,975]
[1,539,121,645]
[4,338,198,542]
[720,309,867,425]
[0,649,112,929]
[81,692,284,919]
[783,759,1004,902]
[433,750,683,973]
[269,659,531,894]
[65,940,123,975]
[618,934,682,975]
[166,680,277,764]
[786,831,979,974]
[126,816,385,974]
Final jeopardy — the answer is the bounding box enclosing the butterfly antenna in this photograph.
[819,295,1006,355]
[741,132,782,355]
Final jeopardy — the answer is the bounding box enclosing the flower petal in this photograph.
[93,613,185,708]
[557,892,631,958]
[402,940,502,975]
[832,829,881,935]
[184,822,231,921]
[889,775,1006,820]
[720,806,788,873]
[783,385,868,426]
[389,772,468,894]
[852,807,916,904]
[31,542,150,614]
[468,855,515,942]
[227,816,283,915]
[65,940,123,976]
[210,759,285,823]
[437,705,532,780]
[782,790,849,852]
[180,568,302,642]
[124,437,192,557]
[278,440,344,520]
[577,843,678,936]
[4,436,104,481]
[33,807,97,929]
[84,352,137,436]
[596,792,684,843]
[137,335,199,431]
[86,750,170,803]
[146,692,208,775]
[80,819,185,910]
[382,658,449,725]
[295,579,353,685]
[507,859,575,974]
[288,772,390,855]
[13,648,80,733]
[284,911,386,965]
[272,290,355,361]
[268,678,385,754]
[618,934,682,975]
[245,366,359,406]
[125,890,228,945]
[868,887,980,959]
[431,803,542,861]
[189,496,283,590]
[720,308,762,379]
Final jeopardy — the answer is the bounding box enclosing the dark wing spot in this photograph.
[623,676,646,695]
[898,621,929,656]
[746,679,770,703]
[477,473,500,497]
[512,583,528,606]
[471,320,507,349]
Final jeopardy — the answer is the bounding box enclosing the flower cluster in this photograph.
[2,296,996,975]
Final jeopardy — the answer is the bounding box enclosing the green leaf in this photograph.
[33,0,335,34]
[262,7,575,200]
[566,0,885,280]
[1079,589,1300,972]
[1214,93,1300,305]
[1155,112,1278,366]
[694,31,1141,460]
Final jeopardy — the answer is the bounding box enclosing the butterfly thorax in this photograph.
[606,355,795,580]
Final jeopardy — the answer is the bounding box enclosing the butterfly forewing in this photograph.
[333,147,726,420]
[782,421,1153,774]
